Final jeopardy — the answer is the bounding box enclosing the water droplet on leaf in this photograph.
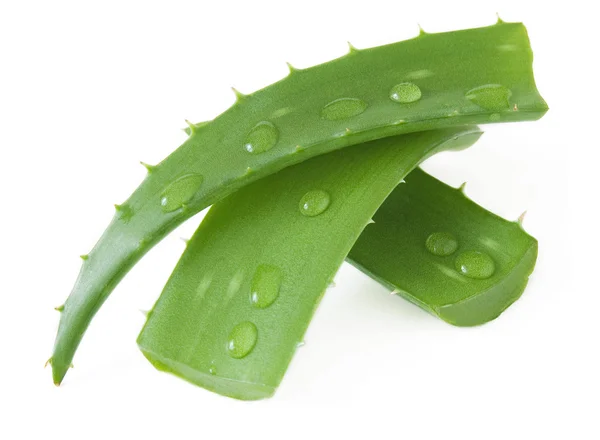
[250,264,282,309]
[321,98,367,120]
[244,121,279,154]
[299,190,331,217]
[465,84,511,111]
[455,251,495,279]
[160,174,204,213]
[226,322,258,359]
[425,232,458,256]
[389,82,422,103]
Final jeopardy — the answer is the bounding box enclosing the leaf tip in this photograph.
[80,254,89,261]
[54,304,64,312]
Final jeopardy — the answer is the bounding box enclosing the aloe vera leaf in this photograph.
[137,127,482,400]
[52,21,547,384]
[347,167,537,326]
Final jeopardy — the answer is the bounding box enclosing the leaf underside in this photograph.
[52,21,547,386]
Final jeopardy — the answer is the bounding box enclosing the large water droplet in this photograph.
[389,82,422,103]
[244,121,279,154]
[425,232,458,256]
[455,251,495,279]
[321,98,367,120]
[160,174,204,213]
[465,84,512,111]
[299,190,331,217]
[226,321,258,359]
[250,264,282,309]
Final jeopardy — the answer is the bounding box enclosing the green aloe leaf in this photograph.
[52,21,547,385]
[347,168,537,326]
[137,127,483,400]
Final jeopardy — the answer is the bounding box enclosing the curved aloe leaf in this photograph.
[347,168,537,326]
[137,127,482,400]
[52,21,547,384]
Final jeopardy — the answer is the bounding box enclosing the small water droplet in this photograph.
[244,121,279,154]
[321,98,367,121]
[160,174,204,213]
[299,190,331,217]
[226,321,258,359]
[296,341,305,348]
[250,264,282,309]
[465,84,512,111]
[455,251,495,279]
[425,232,458,256]
[209,362,217,375]
[389,82,422,103]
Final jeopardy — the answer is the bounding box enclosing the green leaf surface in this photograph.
[137,127,483,400]
[52,21,547,385]
[347,168,537,326]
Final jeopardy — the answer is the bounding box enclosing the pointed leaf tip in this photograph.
[55,304,64,312]
[418,24,428,36]
[458,182,467,194]
[80,254,89,261]
[495,12,505,24]
[347,41,359,54]
[517,210,527,226]
[44,358,52,368]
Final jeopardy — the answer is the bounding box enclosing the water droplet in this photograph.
[226,321,258,359]
[299,190,331,217]
[465,84,512,111]
[208,362,217,375]
[160,174,204,213]
[455,251,495,279]
[244,121,279,154]
[425,232,458,256]
[321,98,367,120]
[250,264,282,309]
[389,82,422,103]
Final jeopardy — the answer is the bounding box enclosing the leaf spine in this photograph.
[140,161,156,173]
[231,87,247,102]
[347,41,359,54]
[184,119,197,135]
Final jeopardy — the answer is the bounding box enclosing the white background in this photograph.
[1,1,598,439]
